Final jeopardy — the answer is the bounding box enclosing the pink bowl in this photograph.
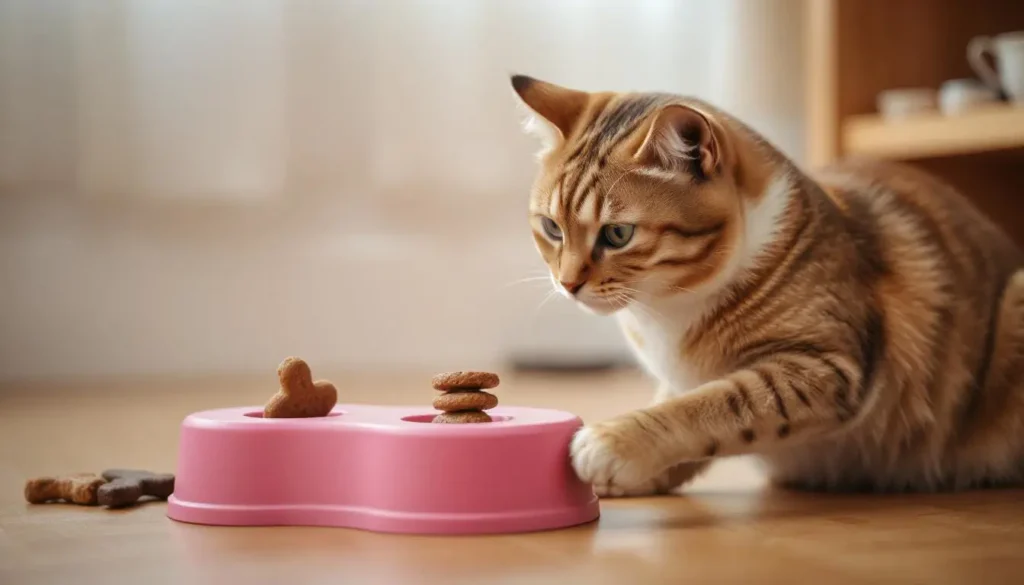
[166,404,599,535]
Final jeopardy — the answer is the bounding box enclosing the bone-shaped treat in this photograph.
[263,357,338,418]
[97,469,175,508]
[24,473,106,505]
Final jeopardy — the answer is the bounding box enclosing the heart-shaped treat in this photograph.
[263,357,338,418]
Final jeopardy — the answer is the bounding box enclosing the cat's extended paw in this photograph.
[570,420,661,494]
[591,477,663,498]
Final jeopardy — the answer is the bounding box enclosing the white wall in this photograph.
[0,192,634,378]
[0,0,805,381]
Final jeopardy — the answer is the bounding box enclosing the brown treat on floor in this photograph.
[432,391,498,412]
[98,469,175,508]
[264,356,338,418]
[431,371,500,391]
[24,473,107,505]
[432,410,493,424]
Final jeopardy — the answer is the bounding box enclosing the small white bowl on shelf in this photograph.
[876,87,938,121]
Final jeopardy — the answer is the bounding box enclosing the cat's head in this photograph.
[512,75,782,316]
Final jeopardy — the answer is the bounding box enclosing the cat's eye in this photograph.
[541,217,563,241]
[600,224,635,248]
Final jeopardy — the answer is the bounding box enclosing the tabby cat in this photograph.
[511,75,1024,495]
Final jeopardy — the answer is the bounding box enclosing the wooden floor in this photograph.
[2,369,1023,584]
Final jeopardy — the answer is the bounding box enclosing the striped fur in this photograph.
[512,76,1024,495]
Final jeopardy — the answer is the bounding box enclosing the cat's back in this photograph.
[766,157,1024,491]
[811,158,1024,277]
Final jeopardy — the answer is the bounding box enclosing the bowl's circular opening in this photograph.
[244,411,344,419]
[402,413,512,424]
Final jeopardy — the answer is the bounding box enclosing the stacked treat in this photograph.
[431,371,500,423]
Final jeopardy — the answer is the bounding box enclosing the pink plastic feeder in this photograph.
[166,404,599,535]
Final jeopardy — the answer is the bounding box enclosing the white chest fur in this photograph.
[612,171,795,398]
[616,305,706,396]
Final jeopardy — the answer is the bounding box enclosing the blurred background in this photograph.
[1,0,1022,384]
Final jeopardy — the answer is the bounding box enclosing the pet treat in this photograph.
[432,411,494,424]
[264,356,338,418]
[431,371,500,391]
[432,390,498,412]
[98,469,175,508]
[24,473,106,505]
[430,370,500,423]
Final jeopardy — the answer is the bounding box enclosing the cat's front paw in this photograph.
[570,419,661,494]
[591,477,664,498]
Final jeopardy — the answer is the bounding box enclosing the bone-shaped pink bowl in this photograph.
[166,404,599,535]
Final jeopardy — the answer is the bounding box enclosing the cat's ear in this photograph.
[511,75,588,151]
[634,104,723,179]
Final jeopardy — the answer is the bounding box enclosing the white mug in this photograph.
[938,78,999,114]
[968,31,1024,104]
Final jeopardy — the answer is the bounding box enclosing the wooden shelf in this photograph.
[842,104,1024,160]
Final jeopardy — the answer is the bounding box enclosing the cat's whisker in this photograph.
[608,291,631,312]
[615,285,658,308]
[529,288,560,322]
[501,275,554,289]
[614,288,666,322]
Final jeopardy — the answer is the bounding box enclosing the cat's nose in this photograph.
[560,279,586,295]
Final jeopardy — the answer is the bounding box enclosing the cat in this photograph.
[510,74,1024,495]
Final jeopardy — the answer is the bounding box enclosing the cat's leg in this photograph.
[592,382,711,497]
[955,269,1024,488]
[571,348,869,489]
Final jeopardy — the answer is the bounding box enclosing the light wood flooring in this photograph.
[2,369,1022,584]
